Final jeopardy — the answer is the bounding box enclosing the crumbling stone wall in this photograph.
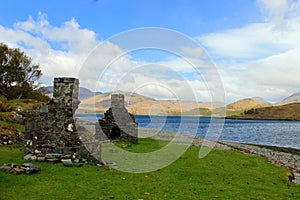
[97,94,138,143]
[24,78,92,161]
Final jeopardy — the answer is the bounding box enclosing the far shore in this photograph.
[76,112,300,121]
[226,116,300,121]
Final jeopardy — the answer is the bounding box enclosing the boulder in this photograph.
[61,159,73,167]
[21,163,40,174]
[0,164,13,173]
[45,153,62,160]
[24,154,33,160]
[7,111,24,125]
[11,167,24,175]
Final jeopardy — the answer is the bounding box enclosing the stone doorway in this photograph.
[110,126,121,139]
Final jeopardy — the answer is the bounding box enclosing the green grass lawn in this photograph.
[1,139,299,200]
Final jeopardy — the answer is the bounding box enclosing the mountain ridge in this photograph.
[277,92,300,105]
[78,91,273,116]
[41,86,299,118]
[226,98,271,111]
[78,91,211,115]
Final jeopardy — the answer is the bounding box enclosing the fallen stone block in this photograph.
[61,159,73,167]
[0,164,13,173]
[45,153,62,160]
[11,167,24,175]
[37,156,45,161]
[24,154,33,160]
[21,163,41,174]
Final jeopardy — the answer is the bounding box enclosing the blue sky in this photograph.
[1,0,300,103]
[0,0,261,36]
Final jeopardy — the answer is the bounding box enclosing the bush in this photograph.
[0,102,9,112]
[244,108,259,115]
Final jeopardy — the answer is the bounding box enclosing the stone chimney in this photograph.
[111,93,125,108]
[53,77,80,115]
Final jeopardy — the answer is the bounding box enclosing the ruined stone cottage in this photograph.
[24,77,93,161]
[97,93,138,143]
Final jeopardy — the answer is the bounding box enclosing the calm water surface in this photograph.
[76,114,300,149]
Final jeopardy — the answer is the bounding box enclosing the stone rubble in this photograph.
[0,163,40,175]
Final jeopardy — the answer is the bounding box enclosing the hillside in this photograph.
[227,98,271,111]
[78,92,300,119]
[251,97,270,104]
[228,103,300,120]
[182,107,212,116]
[0,97,42,144]
[277,92,300,105]
[78,91,216,115]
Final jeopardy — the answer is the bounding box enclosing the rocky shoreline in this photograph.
[138,127,300,184]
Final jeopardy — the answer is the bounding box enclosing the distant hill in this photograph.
[78,92,277,116]
[182,107,211,116]
[227,98,271,111]
[251,97,270,104]
[78,91,216,115]
[69,89,300,118]
[277,92,300,105]
[228,103,300,121]
[42,86,102,100]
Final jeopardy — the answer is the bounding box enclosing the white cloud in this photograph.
[14,13,98,53]
[197,0,300,103]
[0,13,100,80]
[257,0,289,26]
[199,21,300,59]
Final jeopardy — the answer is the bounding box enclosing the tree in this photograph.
[0,43,48,101]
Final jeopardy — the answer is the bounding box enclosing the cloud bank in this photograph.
[1,1,300,103]
[199,0,300,103]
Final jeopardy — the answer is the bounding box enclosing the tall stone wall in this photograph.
[24,78,93,161]
[97,94,138,142]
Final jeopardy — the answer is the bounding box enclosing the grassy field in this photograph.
[1,139,299,200]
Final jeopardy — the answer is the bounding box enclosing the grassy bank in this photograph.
[0,97,42,144]
[227,103,300,121]
[1,139,299,199]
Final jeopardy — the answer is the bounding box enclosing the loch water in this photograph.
[76,114,300,149]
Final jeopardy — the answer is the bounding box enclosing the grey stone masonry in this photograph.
[97,93,138,142]
[53,77,80,114]
[24,77,95,162]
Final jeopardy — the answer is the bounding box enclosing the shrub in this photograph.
[0,102,8,112]
[244,108,259,115]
